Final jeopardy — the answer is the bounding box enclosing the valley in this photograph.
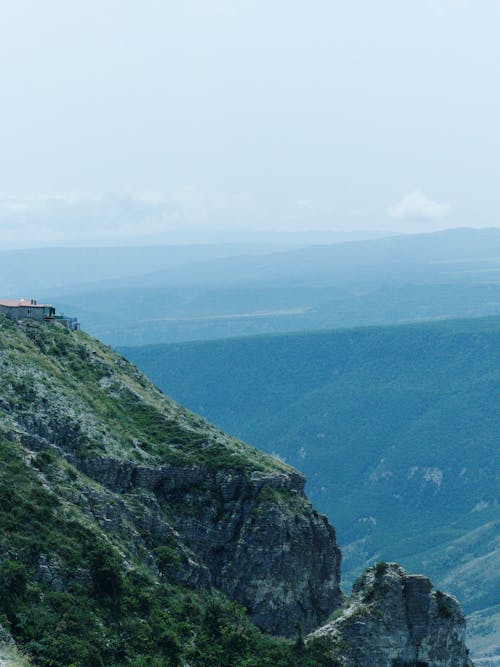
[122,315,500,664]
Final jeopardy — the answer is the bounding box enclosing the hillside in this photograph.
[122,316,500,663]
[0,315,347,666]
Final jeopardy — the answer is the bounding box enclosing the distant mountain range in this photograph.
[14,227,498,346]
[121,315,500,664]
[0,242,299,295]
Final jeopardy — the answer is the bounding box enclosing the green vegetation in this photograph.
[435,591,454,618]
[0,439,337,666]
[373,562,388,578]
[0,316,285,473]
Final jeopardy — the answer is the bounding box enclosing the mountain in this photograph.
[54,227,500,290]
[42,227,500,346]
[121,315,500,664]
[0,243,296,296]
[0,314,473,666]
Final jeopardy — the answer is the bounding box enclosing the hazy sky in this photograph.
[0,0,499,246]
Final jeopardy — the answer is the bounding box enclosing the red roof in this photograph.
[0,299,53,308]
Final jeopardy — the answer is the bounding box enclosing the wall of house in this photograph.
[0,305,20,322]
[20,306,45,321]
[0,305,45,322]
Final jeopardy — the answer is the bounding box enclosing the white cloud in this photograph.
[0,193,182,247]
[424,0,480,15]
[0,190,262,247]
[0,190,346,248]
[388,189,451,222]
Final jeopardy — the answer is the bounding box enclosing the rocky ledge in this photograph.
[311,562,474,667]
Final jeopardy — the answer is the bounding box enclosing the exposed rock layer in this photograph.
[77,456,342,635]
[311,563,474,667]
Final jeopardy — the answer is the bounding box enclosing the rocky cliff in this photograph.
[75,456,341,635]
[311,562,474,667]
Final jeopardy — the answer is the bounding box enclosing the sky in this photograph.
[0,0,499,247]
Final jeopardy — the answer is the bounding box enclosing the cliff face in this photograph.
[164,468,341,635]
[0,318,341,641]
[311,563,474,667]
[77,456,342,635]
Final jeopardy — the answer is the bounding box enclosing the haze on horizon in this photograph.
[0,0,499,248]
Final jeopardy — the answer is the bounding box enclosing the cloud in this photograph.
[0,190,345,248]
[0,193,183,247]
[388,189,451,222]
[425,0,476,15]
[0,190,261,247]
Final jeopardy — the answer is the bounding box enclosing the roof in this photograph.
[0,299,53,309]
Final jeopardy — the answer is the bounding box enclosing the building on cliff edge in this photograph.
[0,298,80,330]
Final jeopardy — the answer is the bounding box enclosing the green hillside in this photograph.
[0,316,343,667]
[122,316,500,661]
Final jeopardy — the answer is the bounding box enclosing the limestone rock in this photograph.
[169,467,342,635]
[77,456,342,636]
[311,562,474,667]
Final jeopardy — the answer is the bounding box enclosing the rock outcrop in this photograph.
[0,625,14,645]
[0,626,29,667]
[77,456,342,635]
[311,562,474,667]
[169,467,342,635]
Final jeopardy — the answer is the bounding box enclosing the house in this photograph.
[0,298,55,322]
[0,299,80,330]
